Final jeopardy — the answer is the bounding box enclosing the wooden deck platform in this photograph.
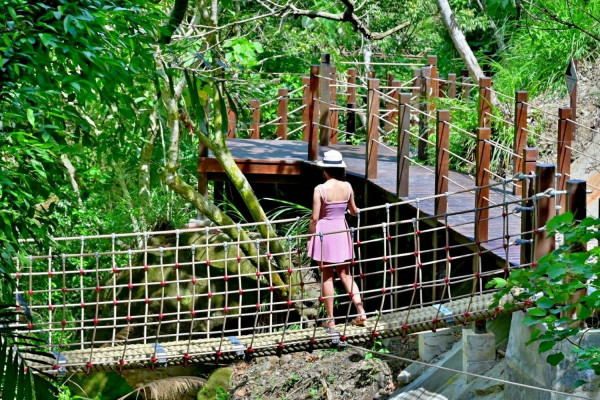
[199,139,522,264]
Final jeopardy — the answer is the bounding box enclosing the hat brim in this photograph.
[317,161,346,168]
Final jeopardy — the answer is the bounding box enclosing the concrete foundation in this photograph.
[505,311,600,399]
[462,328,496,382]
[418,329,454,362]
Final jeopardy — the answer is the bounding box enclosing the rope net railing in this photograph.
[13,176,550,375]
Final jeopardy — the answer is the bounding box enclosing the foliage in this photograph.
[489,212,600,375]
[0,301,58,399]
[491,0,600,95]
[365,339,391,360]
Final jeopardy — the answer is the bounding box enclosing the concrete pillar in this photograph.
[462,328,496,382]
[418,329,454,362]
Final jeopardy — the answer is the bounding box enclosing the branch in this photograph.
[180,0,410,41]
[284,0,410,40]
[160,0,190,44]
[520,0,600,42]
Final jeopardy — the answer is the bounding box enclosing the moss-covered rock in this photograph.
[197,367,233,400]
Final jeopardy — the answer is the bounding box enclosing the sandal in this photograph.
[322,319,336,328]
[351,317,366,327]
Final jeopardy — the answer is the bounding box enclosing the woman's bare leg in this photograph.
[321,265,335,326]
[337,264,367,320]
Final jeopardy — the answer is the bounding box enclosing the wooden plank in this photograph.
[199,139,523,264]
[198,158,303,175]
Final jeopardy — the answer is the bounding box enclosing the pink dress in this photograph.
[307,183,354,263]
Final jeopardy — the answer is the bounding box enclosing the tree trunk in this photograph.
[435,0,485,83]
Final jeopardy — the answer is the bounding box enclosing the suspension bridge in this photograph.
[13,54,599,376]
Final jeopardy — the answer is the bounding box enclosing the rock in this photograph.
[397,370,411,385]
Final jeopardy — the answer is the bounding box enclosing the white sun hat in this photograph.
[317,150,346,168]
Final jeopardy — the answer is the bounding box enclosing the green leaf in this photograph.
[573,379,587,388]
[546,352,565,366]
[538,340,555,354]
[535,296,555,309]
[547,212,573,231]
[26,109,36,128]
[528,307,547,317]
[486,277,507,289]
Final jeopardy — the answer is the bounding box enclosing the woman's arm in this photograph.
[347,185,358,216]
[309,186,321,234]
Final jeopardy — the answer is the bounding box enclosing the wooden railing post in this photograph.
[227,108,237,138]
[308,65,319,161]
[439,78,447,99]
[447,73,457,98]
[346,102,356,144]
[385,79,400,135]
[475,127,491,242]
[478,77,492,128]
[319,53,331,146]
[418,67,432,161]
[533,163,556,265]
[367,70,376,79]
[557,107,574,212]
[250,99,260,139]
[461,69,470,99]
[412,68,420,99]
[366,78,380,179]
[435,110,450,215]
[276,88,289,140]
[513,91,528,195]
[520,147,538,266]
[330,66,339,143]
[347,68,357,105]
[301,76,311,142]
[427,55,438,100]
[397,93,411,198]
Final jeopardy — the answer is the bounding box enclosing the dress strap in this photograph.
[318,184,328,204]
[346,182,352,201]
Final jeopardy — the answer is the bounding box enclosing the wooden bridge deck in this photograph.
[199,139,522,265]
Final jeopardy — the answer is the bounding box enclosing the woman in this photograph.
[307,150,367,328]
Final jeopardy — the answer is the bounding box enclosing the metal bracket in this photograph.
[432,304,455,325]
[152,342,167,365]
[323,328,341,345]
[53,351,66,376]
[227,336,246,358]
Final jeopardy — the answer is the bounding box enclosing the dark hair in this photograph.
[323,167,346,181]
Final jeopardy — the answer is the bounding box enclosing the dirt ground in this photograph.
[227,336,419,400]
